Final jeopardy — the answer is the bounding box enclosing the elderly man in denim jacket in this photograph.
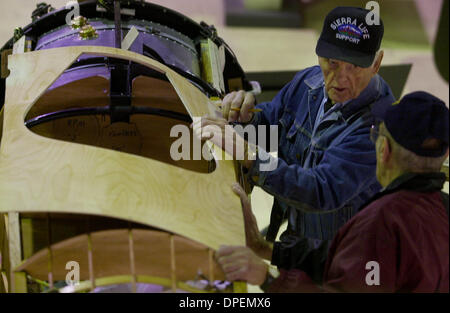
[194,7,395,287]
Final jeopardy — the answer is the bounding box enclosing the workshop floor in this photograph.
[0,0,448,293]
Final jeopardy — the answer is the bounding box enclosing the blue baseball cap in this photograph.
[316,6,384,68]
[372,91,449,157]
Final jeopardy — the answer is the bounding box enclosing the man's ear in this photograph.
[372,50,383,75]
[381,136,391,164]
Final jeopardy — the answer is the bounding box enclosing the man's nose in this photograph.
[334,63,351,83]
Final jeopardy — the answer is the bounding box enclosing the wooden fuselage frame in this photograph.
[0,46,245,252]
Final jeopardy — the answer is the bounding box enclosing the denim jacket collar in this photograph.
[340,75,380,120]
[303,73,325,130]
[304,71,324,90]
[304,71,382,121]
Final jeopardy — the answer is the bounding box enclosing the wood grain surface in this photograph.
[0,46,245,250]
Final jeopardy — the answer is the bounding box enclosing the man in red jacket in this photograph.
[320,91,449,292]
[219,91,449,292]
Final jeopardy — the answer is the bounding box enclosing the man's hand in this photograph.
[191,115,229,148]
[216,245,268,285]
[232,183,273,260]
[221,90,256,122]
[191,115,254,169]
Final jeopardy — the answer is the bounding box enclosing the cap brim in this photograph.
[371,99,391,122]
[316,39,376,68]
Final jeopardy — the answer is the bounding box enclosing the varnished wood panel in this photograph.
[0,46,244,250]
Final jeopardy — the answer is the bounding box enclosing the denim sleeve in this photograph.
[246,125,377,212]
[248,67,318,150]
[249,67,318,127]
[250,85,289,127]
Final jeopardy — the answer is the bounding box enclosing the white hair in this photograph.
[370,50,383,67]
[384,126,447,172]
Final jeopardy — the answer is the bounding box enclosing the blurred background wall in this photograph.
[1,0,447,103]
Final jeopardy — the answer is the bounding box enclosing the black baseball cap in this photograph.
[372,91,449,157]
[316,6,384,68]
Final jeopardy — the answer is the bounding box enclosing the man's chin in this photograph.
[329,95,350,104]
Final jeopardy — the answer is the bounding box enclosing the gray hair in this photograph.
[384,126,447,172]
[370,50,383,67]
[393,143,446,172]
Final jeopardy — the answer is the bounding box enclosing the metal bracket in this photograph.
[199,22,218,42]
[31,2,55,22]
[96,1,136,16]
[114,0,122,49]
[13,28,24,44]
[109,59,132,123]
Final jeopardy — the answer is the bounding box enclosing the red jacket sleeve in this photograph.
[322,206,398,292]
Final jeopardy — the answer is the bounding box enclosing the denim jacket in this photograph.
[245,65,395,242]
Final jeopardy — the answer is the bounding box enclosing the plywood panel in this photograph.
[0,46,244,250]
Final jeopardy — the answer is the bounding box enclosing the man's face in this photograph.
[374,123,388,187]
[318,56,379,104]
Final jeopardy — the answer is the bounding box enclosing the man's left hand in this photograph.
[191,115,254,169]
[232,183,273,260]
[216,245,268,285]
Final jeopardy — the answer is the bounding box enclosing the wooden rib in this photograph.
[1,271,8,293]
[87,233,95,291]
[128,228,137,293]
[208,248,214,285]
[170,235,176,292]
[0,107,3,146]
[47,247,53,290]
[46,214,53,289]
[17,229,227,282]
[0,214,6,293]
[6,213,21,293]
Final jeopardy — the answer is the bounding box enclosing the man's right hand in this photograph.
[232,182,273,261]
[221,90,256,123]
